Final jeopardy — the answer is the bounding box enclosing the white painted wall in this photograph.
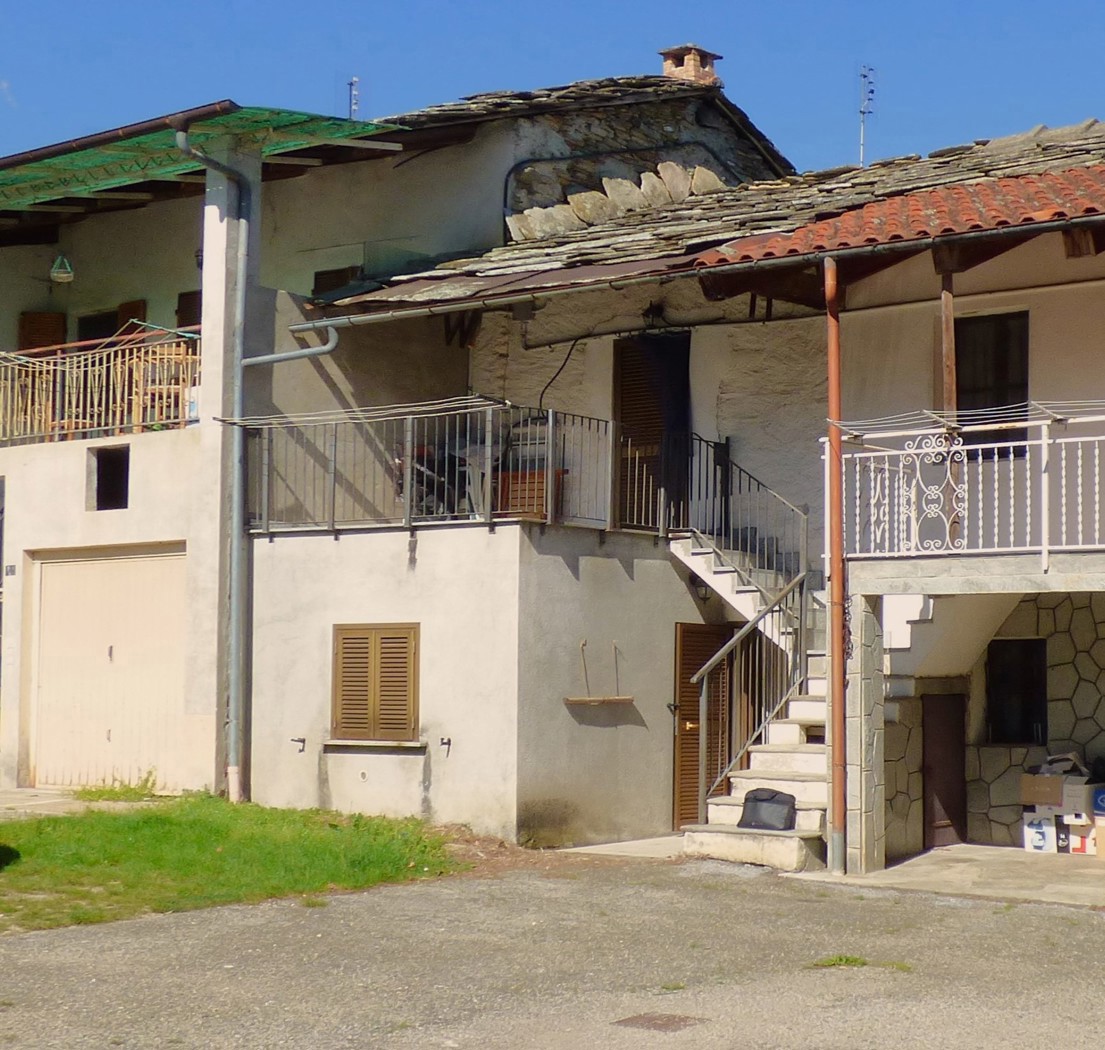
[516,526,718,845]
[0,426,225,789]
[249,525,522,839]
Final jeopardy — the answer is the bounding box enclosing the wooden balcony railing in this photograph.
[0,332,201,445]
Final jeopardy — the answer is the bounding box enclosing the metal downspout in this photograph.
[824,256,847,876]
[241,326,340,368]
[175,128,251,803]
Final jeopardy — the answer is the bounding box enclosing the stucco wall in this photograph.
[515,525,719,846]
[0,426,225,790]
[249,525,522,839]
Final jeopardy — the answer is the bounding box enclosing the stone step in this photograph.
[707,795,826,832]
[682,824,826,872]
[806,652,827,677]
[747,743,828,775]
[729,769,828,807]
[766,717,827,745]
[789,697,827,722]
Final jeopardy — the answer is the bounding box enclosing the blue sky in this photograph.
[2,0,1103,172]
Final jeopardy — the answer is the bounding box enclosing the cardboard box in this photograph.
[1096,817,1105,862]
[1056,822,1072,854]
[1020,774,1092,813]
[1023,813,1058,853]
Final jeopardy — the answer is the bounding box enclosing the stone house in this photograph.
[0,47,800,845]
[299,117,1105,872]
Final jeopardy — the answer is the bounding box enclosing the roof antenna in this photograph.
[859,65,876,166]
[347,76,360,120]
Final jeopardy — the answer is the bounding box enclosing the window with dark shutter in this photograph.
[955,312,1029,448]
[332,624,419,741]
[18,311,67,351]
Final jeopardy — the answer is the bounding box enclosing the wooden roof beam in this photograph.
[931,231,1041,275]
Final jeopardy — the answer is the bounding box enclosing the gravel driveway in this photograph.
[0,853,1102,1049]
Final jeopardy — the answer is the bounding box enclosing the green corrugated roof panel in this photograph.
[0,104,401,209]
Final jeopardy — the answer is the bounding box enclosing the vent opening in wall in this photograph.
[91,446,130,511]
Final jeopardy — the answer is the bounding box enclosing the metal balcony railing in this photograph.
[839,405,1105,569]
[0,332,201,445]
[244,398,612,532]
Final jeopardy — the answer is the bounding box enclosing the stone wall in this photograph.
[884,698,923,860]
[964,592,1105,845]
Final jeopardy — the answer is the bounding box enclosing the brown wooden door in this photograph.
[614,335,690,529]
[922,693,967,848]
[674,622,733,828]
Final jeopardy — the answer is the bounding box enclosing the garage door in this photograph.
[34,552,190,790]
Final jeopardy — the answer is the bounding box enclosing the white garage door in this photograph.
[34,552,190,790]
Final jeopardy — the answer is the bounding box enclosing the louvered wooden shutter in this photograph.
[18,311,66,351]
[332,625,418,740]
[116,299,147,333]
[176,291,202,329]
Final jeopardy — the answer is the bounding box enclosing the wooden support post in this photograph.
[941,271,956,415]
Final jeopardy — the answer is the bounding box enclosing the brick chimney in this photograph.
[659,44,723,87]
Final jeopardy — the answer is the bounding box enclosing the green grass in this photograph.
[0,795,454,933]
[811,954,869,968]
[72,773,160,803]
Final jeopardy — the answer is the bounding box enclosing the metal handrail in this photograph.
[690,571,806,685]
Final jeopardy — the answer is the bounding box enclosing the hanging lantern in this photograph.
[49,254,74,283]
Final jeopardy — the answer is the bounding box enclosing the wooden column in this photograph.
[940,270,956,414]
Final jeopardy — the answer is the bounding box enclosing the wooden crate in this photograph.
[496,468,564,520]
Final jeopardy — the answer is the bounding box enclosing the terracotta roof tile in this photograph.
[703,165,1105,263]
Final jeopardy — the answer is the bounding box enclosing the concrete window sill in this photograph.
[323,740,427,751]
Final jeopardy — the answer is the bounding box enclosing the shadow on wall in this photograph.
[564,703,647,729]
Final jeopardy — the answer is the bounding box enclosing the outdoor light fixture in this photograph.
[689,573,711,602]
[48,253,74,284]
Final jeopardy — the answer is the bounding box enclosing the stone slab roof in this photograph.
[331,118,1105,312]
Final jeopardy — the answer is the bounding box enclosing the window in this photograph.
[955,312,1029,447]
[331,624,419,741]
[90,446,130,511]
[176,290,202,329]
[986,639,1046,745]
[312,266,364,299]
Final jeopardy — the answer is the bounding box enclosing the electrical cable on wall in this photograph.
[538,337,582,409]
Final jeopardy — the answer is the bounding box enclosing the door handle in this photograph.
[684,720,699,731]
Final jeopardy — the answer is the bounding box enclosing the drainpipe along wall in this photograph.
[176,128,255,803]
[823,256,847,875]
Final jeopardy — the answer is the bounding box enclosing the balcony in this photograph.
[0,332,201,446]
[244,398,613,532]
[841,406,1105,567]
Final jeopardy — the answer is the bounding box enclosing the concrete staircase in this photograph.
[673,528,830,872]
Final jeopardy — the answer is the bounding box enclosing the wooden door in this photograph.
[615,335,690,529]
[922,693,967,848]
[674,622,733,828]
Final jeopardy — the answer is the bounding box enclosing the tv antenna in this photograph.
[859,66,876,166]
[347,76,360,120]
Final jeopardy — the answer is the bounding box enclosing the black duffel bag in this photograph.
[737,788,797,831]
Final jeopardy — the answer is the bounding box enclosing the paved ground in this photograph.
[2,851,1105,1049]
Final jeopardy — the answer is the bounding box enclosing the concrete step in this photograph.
[765,716,827,745]
[747,743,828,775]
[707,795,826,832]
[806,651,827,677]
[682,824,826,871]
[729,769,828,807]
[788,696,827,722]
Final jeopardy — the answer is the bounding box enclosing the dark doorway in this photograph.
[922,693,967,848]
[615,333,690,530]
